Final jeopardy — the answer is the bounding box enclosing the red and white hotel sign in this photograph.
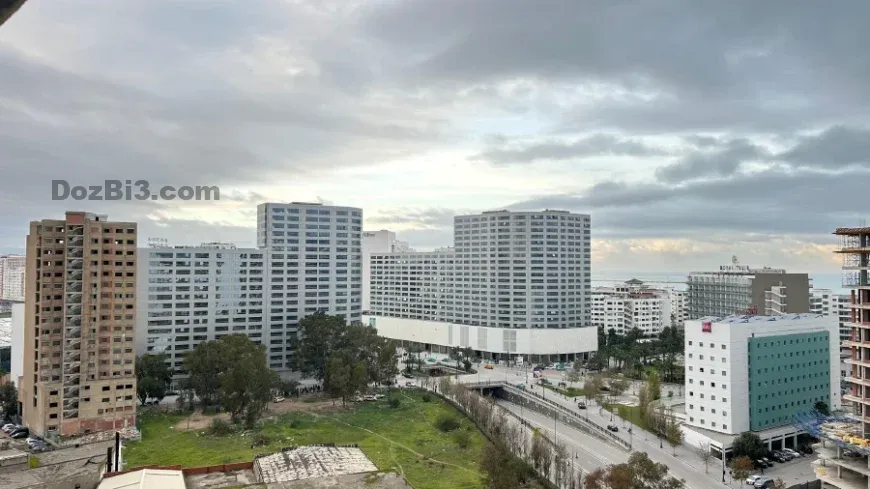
[701,321,712,333]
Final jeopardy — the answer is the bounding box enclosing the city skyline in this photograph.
[2,1,868,273]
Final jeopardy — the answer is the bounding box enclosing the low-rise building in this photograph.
[591,280,672,337]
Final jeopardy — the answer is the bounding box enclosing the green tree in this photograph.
[218,336,279,427]
[646,370,662,401]
[814,400,830,415]
[566,360,582,383]
[0,381,17,415]
[275,379,300,397]
[136,353,172,405]
[732,432,766,461]
[185,340,232,407]
[291,312,350,382]
[585,451,683,489]
[666,417,684,455]
[325,353,368,407]
[730,456,754,483]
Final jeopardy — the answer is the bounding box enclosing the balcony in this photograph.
[67,248,83,258]
[66,258,83,271]
[63,387,80,398]
[62,409,78,419]
[67,226,83,237]
[64,327,81,339]
[62,364,80,376]
[65,305,81,316]
[65,293,82,305]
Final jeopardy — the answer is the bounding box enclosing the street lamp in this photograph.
[658,433,663,449]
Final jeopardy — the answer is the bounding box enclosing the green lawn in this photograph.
[125,390,486,489]
[542,384,585,398]
[605,404,652,432]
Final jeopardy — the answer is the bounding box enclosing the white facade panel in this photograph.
[364,315,597,356]
[11,302,24,386]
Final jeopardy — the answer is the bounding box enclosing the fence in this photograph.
[787,481,821,489]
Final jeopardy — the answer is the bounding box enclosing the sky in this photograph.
[1,0,868,274]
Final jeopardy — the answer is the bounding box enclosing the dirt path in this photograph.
[172,397,337,431]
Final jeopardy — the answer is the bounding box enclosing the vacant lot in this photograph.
[125,390,486,489]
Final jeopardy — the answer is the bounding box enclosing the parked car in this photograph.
[754,478,774,489]
[11,430,29,439]
[374,394,385,400]
[272,396,285,403]
[402,372,414,379]
[761,457,773,467]
[352,395,364,402]
[2,423,16,432]
[778,450,794,461]
[484,363,494,370]
[770,452,787,463]
[363,395,377,401]
[783,448,802,458]
[745,475,763,485]
[606,424,619,432]
[577,402,587,409]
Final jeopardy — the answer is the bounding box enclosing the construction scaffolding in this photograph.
[793,412,870,455]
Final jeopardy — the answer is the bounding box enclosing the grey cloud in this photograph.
[472,134,668,165]
[777,125,870,169]
[511,166,870,239]
[366,208,459,229]
[654,139,770,183]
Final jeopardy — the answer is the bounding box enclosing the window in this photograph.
[723,424,727,430]
[723,411,727,416]
[721,344,726,350]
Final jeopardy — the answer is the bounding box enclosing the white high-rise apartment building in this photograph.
[665,288,689,328]
[591,280,672,337]
[135,243,266,386]
[0,254,26,301]
[684,313,839,437]
[364,209,596,363]
[362,230,411,312]
[257,202,363,370]
[370,247,454,322]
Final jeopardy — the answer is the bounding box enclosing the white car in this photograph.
[363,395,377,401]
[272,396,285,403]
[745,475,762,485]
[783,448,802,458]
[374,394,385,400]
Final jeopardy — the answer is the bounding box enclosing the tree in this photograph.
[136,353,172,405]
[374,339,399,393]
[665,418,684,455]
[216,335,279,427]
[291,312,349,382]
[275,379,300,397]
[185,340,232,407]
[480,442,529,489]
[585,451,683,489]
[325,352,368,407]
[566,362,581,383]
[695,441,713,474]
[730,456,754,483]
[732,432,766,462]
[814,400,830,415]
[0,381,17,415]
[772,478,787,489]
[646,370,662,401]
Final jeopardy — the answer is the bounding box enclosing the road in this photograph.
[459,364,734,489]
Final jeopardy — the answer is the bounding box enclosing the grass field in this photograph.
[125,390,487,489]
[606,404,652,432]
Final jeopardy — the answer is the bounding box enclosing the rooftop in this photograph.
[99,469,187,489]
[255,446,378,484]
[835,227,870,236]
[697,313,827,324]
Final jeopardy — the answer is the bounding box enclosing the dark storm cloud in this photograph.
[472,134,669,165]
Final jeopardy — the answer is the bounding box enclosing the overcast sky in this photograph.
[1,0,868,274]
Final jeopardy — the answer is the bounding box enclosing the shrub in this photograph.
[388,397,401,409]
[435,414,460,432]
[422,393,432,403]
[289,418,302,429]
[29,457,40,468]
[209,417,234,436]
[453,429,471,448]
[252,433,270,447]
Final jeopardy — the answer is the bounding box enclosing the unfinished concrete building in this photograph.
[18,212,138,437]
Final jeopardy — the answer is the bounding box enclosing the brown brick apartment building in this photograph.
[18,212,137,437]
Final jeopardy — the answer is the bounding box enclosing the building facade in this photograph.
[362,230,411,312]
[687,263,810,319]
[591,280,672,337]
[364,209,596,362]
[257,202,363,370]
[18,212,137,437]
[684,313,840,436]
[665,288,689,329]
[135,243,266,387]
[0,254,26,301]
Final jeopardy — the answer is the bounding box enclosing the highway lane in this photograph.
[496,400,627,474]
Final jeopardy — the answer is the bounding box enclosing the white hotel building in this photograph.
[137,202,363,378]
[364,209,597,363]
[682,313,840,460]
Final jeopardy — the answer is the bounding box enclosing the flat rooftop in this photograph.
[256,446,378,484]
[697,313,826,324]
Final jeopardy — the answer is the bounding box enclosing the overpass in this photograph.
[463,380,631,451]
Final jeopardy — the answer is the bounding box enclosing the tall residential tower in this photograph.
[18,212,137,437]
